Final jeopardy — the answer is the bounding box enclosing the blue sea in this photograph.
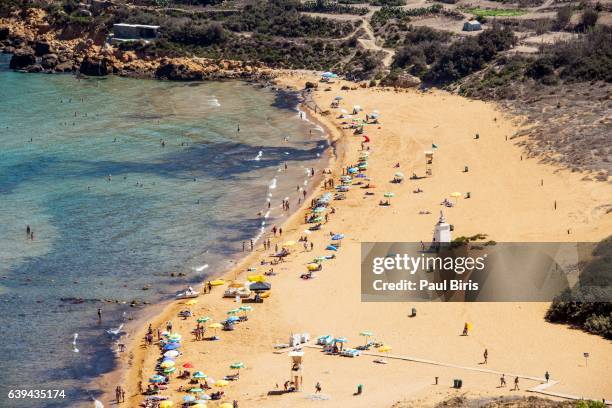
[0,54,327,407]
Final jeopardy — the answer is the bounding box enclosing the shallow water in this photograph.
[0,54,326,407]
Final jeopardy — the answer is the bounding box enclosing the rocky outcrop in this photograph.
[0,26,9,41]
[33,40,51,56]
[394,73,422,88]
[41,53,58,69]
[155,59,204,81]
[79,56,111,76]
[9,48,36,70]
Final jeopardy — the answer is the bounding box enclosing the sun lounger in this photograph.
[224,373,240,381]
[340,349,361,358]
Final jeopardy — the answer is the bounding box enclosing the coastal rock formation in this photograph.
[79,56,111,76]
[0,26,9,41]
[41,53,58,69]
[156,59,204,81]
[33,40,51,56]
[394,73,422,88]
[9,48,36,70]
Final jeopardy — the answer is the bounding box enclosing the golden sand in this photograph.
[105,73,612,408]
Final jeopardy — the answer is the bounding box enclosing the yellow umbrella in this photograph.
[228,280,245,288]
[159,401,174,408]
[192,404,207,408]
[247,274,266,282]
[307,263,320,271]
[208,323,222,329]
[185,299,198,306]
[214,379,229,387]
[378,345,392,353]
[160,360,175,368]
[219,403,232,408]
[450,192,461,201]
[283,240,296,247]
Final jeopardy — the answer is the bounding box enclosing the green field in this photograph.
[465,7,528,17]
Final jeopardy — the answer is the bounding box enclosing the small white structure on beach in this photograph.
[463,20,482,32]
[432,211,452,246]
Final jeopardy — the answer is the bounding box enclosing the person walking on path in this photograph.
[500,374,506,387]
[513,376,520,391]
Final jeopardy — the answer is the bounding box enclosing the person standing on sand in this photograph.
[315,382,322,393]
[115,386,121,403]
[483,348,488,364]
[500,374,506,387]
[207,281,212,293]
[279,228,283,236]
[121,388,125,403]
[250,239,254,251]
[97,308,102,322]
[513,376,519,391]
[545,371,550,382]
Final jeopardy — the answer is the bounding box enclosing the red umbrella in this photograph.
[363,135,370,143]
[182,362,194,368]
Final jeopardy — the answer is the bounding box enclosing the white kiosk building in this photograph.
[432,211,452,247]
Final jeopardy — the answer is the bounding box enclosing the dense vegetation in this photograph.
[299,1,369,16]
[391,25,516,84]
[545,237,612,340]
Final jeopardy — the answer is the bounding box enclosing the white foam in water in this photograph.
[194,264,209,272]
[304,179,309,186]
[254,150,263,161]
[264,210,271,219]
[284,152,289,155]
[106,324,124,337]
[72,333,79,353]
[93,398,104,408]
[209,98,221,107]
[269,178,277,189]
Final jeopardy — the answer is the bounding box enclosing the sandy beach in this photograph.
[110,73,612,408]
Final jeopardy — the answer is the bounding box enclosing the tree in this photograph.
[580,8,599,31]
[555,6,572,29]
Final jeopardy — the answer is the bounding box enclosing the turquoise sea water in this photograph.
[0,54,326,407]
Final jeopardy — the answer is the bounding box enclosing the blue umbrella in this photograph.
[334,337,348,343]
[348,167,358,174]
[226,316,240,323]
[163,343,180,351]
[149,374,165,383]
[326,245,338,251]
[355,173,367,178]
[183,395,196,403]
[331,234,344,241]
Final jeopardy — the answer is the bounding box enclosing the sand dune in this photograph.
[116,73,611,408]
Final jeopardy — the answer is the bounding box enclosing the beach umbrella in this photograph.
[228,280,245,288]
[188,387,203,393]
[334,337,348,343]
[230,362,245,371]
[321,72,337,78]
[227,308,240,315]
[196,395,211,401]
[168,333,182,341]
[160,360,175,369]
[307,263,320,271]
[450,192,461,202]
[249,281,271,292]
[334,96,343,100]
[353,105,362,112]
[219,403,233,408]
[197,317,211,324]
[192,404,207,408]
[183,395,196,403]
[159,401,174,408]
[340,108,348,114]
[193,371,208,379]
[163,343,180,351]
[331,234,344,241]
[183,362,194,369]
[164,350,179,358]
[312,206,326,213]
[355,173,367,178]
[208,322,222,338]
[214,380,229,387]
[163,366,176,374]
[239,305,252,312]
[348,167,358,174]
[394,172,405,179]
[185,299,198,306]
[326,245,338,251]
[149,374,165,383]
[384,192,395,198]
[378,345,392,353]
[283,240,296,247]
[226,316,240,323]
[360,331,374,345]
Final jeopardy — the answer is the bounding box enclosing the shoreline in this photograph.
[111,72,612,408]
[92,74,345,406]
